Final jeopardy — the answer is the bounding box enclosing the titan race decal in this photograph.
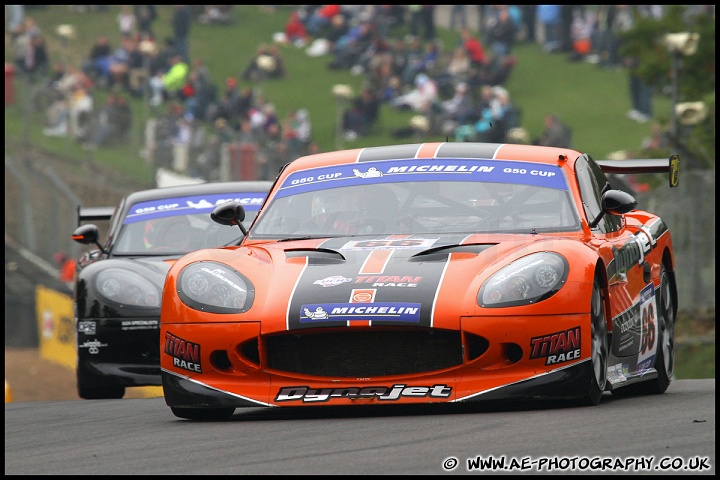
[287,235,469,330]
[529,327,581,365]
[164,331,202,373]
[275,384,452,403]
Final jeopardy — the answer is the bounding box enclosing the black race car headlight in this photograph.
[95,268,161,308]
[177,261,254,314]
[478,252,568,308]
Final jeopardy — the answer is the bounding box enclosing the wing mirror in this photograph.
[211,201,248,236]
[588,190,637,229]
[71,224,108,254]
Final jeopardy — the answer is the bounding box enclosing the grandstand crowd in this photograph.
[8,5,710,183]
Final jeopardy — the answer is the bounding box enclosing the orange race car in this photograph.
[160,142,680,420]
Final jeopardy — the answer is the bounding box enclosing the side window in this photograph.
[575,155,622,233]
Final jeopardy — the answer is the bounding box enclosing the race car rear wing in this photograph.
[76,206,115,227]
[596,154,679,188]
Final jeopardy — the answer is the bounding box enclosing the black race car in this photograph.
[71,181,272,399]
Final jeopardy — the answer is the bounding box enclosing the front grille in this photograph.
[265,330,463,377]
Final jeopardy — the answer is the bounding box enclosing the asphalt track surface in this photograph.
[5,379,715,475]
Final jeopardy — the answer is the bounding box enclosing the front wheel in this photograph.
[78,380,125,400]
[580,274,608,406]
[76,362,126,399]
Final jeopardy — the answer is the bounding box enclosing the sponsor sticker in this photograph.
[529,327,581,365]
[301,302,421,323]
[164,331,202,373]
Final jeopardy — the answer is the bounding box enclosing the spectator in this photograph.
[449,5,467,31]
[117,5,136,39]
[198,6,234,25]
[84,92,132,149]
[374,4,405,37]
[537,5,561,52]
[380,75,402,104]
[68,85,94,142]
[438,82,477,134]
[342,97,371,140]
[161,54,190,102]
[306,4,341,37]
[327,17,375,71]
[171,5,192,63]
[619,6,659,124]
[388,37,409,79]
[6,5,25,40]
[25,33,50,83]
[400,35,425,85]
[435,46,472,97]
[455,86,515,143]
[594,5,633,68]
[12,17,43,80]
[134,5,157,39]
[520,5,537,43]
[283,108,312,158]
[171,112,194,173]
[485,6,518,57]
[82,35,113,85]
[282,10,309,47]
[43,84,94,141]
[533,114,572,148]
[407,5,435,41]
[182,58,215,121]
[54,252,76,290]
[53,64,94,96]
[195,117,235,180]
[391,73,439,114]
[558,5,575,54]
[205,76,240,126]
[459,28,486,68]
[401,39,439,86]
[242,44,285,81]
[266,45,287,78]
[357,86,381,131]
[568,6,595,62]
[260,140,291,181]
[474,50,517,86]
[352,30,392,76]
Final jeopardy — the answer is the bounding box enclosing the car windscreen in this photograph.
[250,158,581,238]
[112,192,265,254]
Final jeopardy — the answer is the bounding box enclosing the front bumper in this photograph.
[161,313,593,408]
[77,317,161,387]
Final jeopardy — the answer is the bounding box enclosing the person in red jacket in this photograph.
[54,252,76,290]
[460,28,486,67]
[284,10,309,47]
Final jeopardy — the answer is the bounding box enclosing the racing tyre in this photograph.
[614,263,676,396]
[77,365,126,399]
[77,381,125,400]
[171,407,235,421]
[580,274,608,406]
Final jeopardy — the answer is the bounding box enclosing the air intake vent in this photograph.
[266,330,463,377]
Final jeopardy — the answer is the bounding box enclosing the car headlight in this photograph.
[95,268,161,308]
[177,261,254,314]
[479,252,568,308]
